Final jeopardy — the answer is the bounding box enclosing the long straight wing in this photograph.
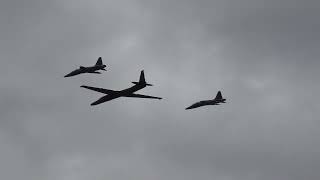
[81,85,117,94]
[125,93,162,99]
[90,93,161,106]
[91,94,120,106]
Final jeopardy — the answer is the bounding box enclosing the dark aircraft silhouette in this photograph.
[186,91,226,110]
[64,57,107,77]
[81,70,162,106]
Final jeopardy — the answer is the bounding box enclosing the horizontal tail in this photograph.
[132,82,153,86]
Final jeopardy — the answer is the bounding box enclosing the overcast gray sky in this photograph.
[1,0,320,179]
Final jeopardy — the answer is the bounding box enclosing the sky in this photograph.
[0,0,320,179]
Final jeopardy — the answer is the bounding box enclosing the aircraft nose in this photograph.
[64,72,75,77]
[64,70,79,77]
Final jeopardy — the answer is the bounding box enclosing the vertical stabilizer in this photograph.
[95,57,103,66]
[215,91,223,100]
[139,70,146,83]
[132,70,153,86]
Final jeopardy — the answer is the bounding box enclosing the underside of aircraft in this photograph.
[81,70,162,106]
[64,57,107,77]
[185,91,226,110]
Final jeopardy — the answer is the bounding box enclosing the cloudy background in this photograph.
[1,0,320,179]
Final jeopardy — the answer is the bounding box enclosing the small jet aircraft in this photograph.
[64,57,107,77]
[185,91,226,110]
[81,70,162,106]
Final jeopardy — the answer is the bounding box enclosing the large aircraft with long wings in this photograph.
[185,91,226,110]
[81,70,162,106]
[64,57,107,77]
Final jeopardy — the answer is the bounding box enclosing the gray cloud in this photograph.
[0,0,320,179]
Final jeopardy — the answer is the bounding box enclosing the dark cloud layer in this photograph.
[0,0,320,179]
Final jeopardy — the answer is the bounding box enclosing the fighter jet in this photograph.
[64,57,107,77]
[81,70,162,106]
[185,91,226,110]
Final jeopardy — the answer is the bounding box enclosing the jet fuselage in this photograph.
[64,65,106,77]
[186,98,226,110]
[121,83,146,94]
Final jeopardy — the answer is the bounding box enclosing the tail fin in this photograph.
[95,57,103,66]
[139,70,146,84]
[132,70,153,86]
[215,91,223,100]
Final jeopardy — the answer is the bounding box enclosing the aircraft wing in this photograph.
[88,72,101,74]
[81,85,117,94]
[91,94,120,106]
[125,93,162,100]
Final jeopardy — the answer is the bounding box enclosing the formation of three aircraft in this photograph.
[64,57,227,110]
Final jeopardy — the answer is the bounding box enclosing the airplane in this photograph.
[64,57,107,77]
[185,91,226,110]
[81,70,162,106]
